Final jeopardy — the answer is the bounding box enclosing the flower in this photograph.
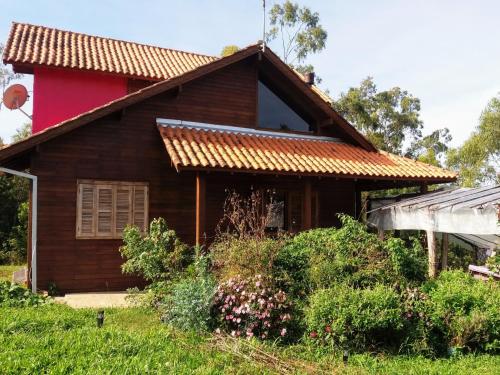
[280,328,287,336]
[325,325,331,333]
[310,331,318,339]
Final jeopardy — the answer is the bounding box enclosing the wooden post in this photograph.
[420,184,428,194]
[378,228,384,241]
[303,179,312,230]
[441,233,449,271]
[195,172,206,246]
[427,230,438,278]
[27,188,32,289]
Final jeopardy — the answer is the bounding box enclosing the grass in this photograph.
[1,304,499,374]
[0,264,24,282]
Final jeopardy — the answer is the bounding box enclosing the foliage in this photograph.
[274,215,396,297]
[406,128,452,167]
[422,271,500,352]
[220,45,240,57]
[334,77,424,154]
[211,235,284,281]
[160,256,217,331]
[0,175,29,264]
[211,190,286,281]
[0,281,48,307]
[265,0,327,74]
[4,201,29,263]
[0,43,22,88]
[11,122,32,143]
[119,218,192,283]
[213,274,291,340]
[446,94,500,186]
[486,250,499,274]
[447,241,477,271]
[306,284,404,351]
[384,237,427,283]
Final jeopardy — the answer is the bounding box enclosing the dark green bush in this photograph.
[384,237,427,283]
[422,270,499,353]
[120,218,192,283]
[274,215,396,297]
[305,284,404,351]
[0,281,49,307]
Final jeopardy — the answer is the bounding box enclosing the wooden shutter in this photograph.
[77,181,148,239]
[77,184,96,237]
[96,186,113,236]
[133,185,148,232]
[115,186,132,236]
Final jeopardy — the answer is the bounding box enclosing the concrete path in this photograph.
[55,292,132,308]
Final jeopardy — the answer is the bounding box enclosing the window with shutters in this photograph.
[76,180,148,239]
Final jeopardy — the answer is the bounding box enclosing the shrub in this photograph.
[212,274,291,340]
[120,218,192,283]
[486,250,499,274]
[422,270,499,353]
[160,256,216,331]
[305,284,404,351]
[399,286,445,356]
[0,281,49,307]
[275,215,396,297]
[384,237,427,283]
[211,235,284,281]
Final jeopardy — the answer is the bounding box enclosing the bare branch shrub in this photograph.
[216,190,271,240]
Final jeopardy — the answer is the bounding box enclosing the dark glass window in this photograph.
[258,81,312,132]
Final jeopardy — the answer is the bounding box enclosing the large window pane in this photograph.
[258,81,311,132]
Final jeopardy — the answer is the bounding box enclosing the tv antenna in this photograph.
[262,0,266,52]
[1,84,32,120]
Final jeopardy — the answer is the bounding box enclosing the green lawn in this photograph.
[0,304,498,374]
[0,264,24,282]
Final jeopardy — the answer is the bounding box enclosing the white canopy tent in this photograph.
[368,185,499,277]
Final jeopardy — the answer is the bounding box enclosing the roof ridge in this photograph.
[8,21,218,60]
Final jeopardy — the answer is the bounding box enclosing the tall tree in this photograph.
[406,128,452,167]
[220,45,240,57]
[265,1,327,74]
[0,44,22,89]
[11,122,32,143]
[446,94,500,187]
[334,77,424,154]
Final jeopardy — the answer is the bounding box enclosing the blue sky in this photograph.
[1,0,499,147]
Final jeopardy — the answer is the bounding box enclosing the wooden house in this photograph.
[0,23,456,292]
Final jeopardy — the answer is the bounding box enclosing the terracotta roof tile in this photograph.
[4,22,335,106]
[157,124,457,181]
[3,22,217,80]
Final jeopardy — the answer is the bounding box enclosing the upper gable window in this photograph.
[258,81,312,132]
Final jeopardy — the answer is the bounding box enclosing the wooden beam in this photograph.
[303,179,312,230]
[441,233,449,271]
[427,230,438,278]
[195,172,206,246]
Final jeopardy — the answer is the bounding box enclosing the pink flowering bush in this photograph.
[213,274,291,340]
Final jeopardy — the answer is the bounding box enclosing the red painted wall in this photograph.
[32,67,128,133]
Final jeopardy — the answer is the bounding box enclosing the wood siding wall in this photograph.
[30,59,356,293]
